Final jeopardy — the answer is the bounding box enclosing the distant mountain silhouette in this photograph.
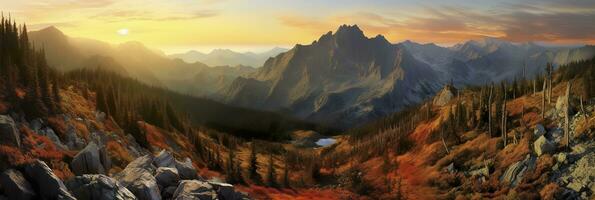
[28,26,255,96]
[169,47,288,67]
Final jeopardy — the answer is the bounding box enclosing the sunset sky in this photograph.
[5,0,595,53]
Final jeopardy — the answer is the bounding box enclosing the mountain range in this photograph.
[169,47,288,68]
[28,25,595,128]
[28,26,255,97]
[220,25,595,128]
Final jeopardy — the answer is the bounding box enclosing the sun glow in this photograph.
[117,29,129,36]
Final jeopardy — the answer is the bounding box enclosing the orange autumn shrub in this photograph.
[47,116,68,140]
[21,126,65,161]
[0,145,32,166]
[106,140,133,168]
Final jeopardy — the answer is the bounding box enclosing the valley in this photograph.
[0,11,594,200]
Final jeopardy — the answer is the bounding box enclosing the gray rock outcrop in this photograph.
[0,115,20,148]
[175,157,198,180]
[66,174,136,200]
[534,124,546,137]
[155,167,180,189]
[559,152,594,197]
[172,180,216,200]
[500,155,536,187]
[71,142,106,175]
[23,160,76,200]
[210,181,248,200]
[0,169,36,200]
[153,150,175,168]
[114,156,161,200]
[534,135,556,156]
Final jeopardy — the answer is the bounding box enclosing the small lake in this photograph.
[315,138,336,147]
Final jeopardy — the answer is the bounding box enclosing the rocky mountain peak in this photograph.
[334,24,366,40]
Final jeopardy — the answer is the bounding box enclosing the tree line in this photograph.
[0,17,62,120]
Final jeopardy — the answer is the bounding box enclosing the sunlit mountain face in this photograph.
[1,1,594,200]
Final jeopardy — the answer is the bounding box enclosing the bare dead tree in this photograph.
[542,78,547,119]
[502,85,507,147]
[441,129,450,154]
[565,82,571,150]
[488,84,493,137]
[533,79,537,95]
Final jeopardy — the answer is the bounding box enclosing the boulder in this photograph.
[114,155,160,200]
[71,142,106,175]
[162,186,177,199]
[548,128,564,144]
[500,155,536,187]
[175,157,198,180]
[555,152,568,165]
[561,152,594,195]
[30,118,44,132]
[0,115,20,148]
[122,155,156,173]
[115,167,161,200]
[172,180,217,200]
[65,125,86,150]
[210,182,247,200]
[445,163,456,173]
[469,166,489,177]
[100,146,112,172]
[534,135,556,156]
[0,169,36,200]
[533,124,546,137]
[23,160,76,200]
[153,150,175,168]
[155,167,180,188]
[65,174,136,200]
[39,127,67,149]
[95,111,106,122]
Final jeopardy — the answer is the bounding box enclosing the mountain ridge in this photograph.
[220,24,595,128]
[169,47,288,68]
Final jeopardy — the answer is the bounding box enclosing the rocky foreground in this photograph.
[0,113,249,200]
[0,149,249,200]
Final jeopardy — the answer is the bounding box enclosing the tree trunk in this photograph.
[502,87,507,147]
[548,76,552,104]
[488,84,493,137]
[441,130,450,154]
[565,82,571,149]
[533,79,537,94]
[542,78,547,119]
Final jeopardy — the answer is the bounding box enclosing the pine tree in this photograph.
[248,142,260,183]
[266,153,276,187]
[282,154,290,188]
[226,148,237,183]
[51,73,62,112]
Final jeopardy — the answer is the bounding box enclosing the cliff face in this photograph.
[222,25,440,127]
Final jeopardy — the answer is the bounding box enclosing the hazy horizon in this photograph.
[6,0,594,54]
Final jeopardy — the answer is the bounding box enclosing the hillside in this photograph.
[28,27,255,97]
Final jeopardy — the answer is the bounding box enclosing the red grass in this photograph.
[21,126,66,161]
[0,145,32,165]
[106,140,133,169]
[142,122,169,150]
[47,116,68,140]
